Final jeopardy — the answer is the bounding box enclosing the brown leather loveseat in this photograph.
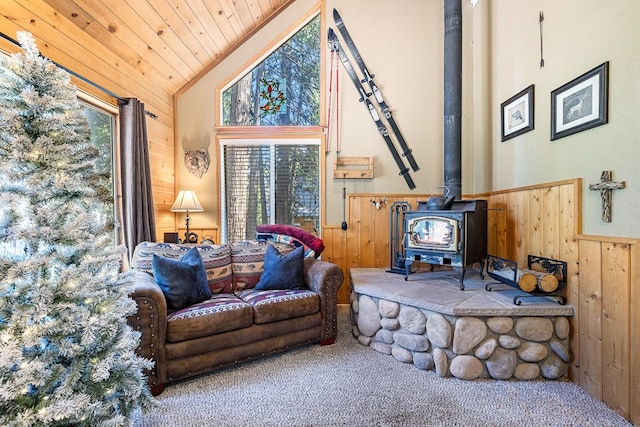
[127,240,344,395]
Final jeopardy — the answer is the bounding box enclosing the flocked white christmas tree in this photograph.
[0,32,155,426]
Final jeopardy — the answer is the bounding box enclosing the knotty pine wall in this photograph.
[1,0,176,241]
[321,178,640,424]
[577,236,640,424]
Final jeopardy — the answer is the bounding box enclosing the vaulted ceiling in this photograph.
[41,0,295,96]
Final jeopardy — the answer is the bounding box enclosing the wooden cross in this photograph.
[588,170,625,222]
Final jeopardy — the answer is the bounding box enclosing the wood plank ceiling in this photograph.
[41,0,295,96]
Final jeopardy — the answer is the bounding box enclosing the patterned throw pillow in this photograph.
[152,247,211,312]
[131,241,233,293]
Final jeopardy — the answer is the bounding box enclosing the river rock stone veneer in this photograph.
[351,293,571,380]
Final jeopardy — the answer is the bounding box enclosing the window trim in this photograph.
[215,126,323,136]
[77,90,118,115]
[78,92,121,247]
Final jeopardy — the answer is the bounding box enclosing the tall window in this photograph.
[221,138,320,243]
[81,100,117,244]
[219,12,322,243]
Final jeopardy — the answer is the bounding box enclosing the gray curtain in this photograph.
[119,98,156,260]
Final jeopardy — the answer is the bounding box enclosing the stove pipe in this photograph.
[444,0,462,200]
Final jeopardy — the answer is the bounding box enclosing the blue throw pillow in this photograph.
[152,247,211,311]
[255,244,305,290]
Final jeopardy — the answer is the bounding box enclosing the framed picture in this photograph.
[501,85,534,142]
[550,62,609,140]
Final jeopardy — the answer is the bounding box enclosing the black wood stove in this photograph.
[404,199,487,289]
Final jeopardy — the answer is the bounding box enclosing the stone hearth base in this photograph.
[350,267,574,381]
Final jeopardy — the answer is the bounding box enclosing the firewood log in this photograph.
[488,264,559,293]
[518,268,559,293]
[515,270,538,293]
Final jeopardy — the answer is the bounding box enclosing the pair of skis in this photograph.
[329,9,418,190]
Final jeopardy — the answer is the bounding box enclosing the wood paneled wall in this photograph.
[321,178,639,424]
[1,0,176,241]
[176,227,219,245]
[322,195,427,304]
[577,235,640,424]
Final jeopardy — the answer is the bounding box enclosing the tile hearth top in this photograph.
[350,267,574,317]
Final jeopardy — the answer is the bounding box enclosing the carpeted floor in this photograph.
[133,305,632,427]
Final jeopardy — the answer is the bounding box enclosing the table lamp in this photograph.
[171,190,204,243]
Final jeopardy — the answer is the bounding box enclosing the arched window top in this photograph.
[221,14,320,127]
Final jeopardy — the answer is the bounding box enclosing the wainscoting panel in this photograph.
[321,178,640,424]
[176,227,219,244]
[577,236,639,423]
[321,195,426,304]
[481,180,582,384]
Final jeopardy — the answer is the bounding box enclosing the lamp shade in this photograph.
[171,190,204,212]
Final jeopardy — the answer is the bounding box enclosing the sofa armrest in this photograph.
[304,258,344,343]
[126,270,168,393]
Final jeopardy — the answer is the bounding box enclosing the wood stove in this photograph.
[404,199,487,289]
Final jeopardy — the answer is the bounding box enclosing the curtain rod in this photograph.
[1,31,157,120]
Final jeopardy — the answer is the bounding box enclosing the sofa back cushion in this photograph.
[131,241,233,294]
[230,240,295,292]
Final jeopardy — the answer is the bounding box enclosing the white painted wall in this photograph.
[175,0,322,230]
[176,0,640,238]
[476,0,640,237]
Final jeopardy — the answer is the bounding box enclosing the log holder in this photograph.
[481,254,567,305]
